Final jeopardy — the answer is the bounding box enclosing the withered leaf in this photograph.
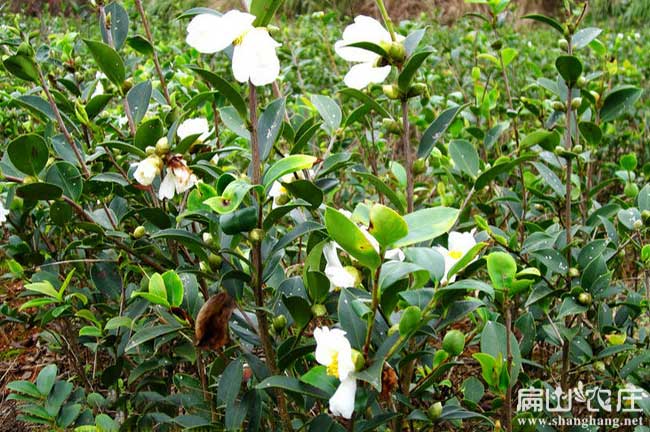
[194,291,235,350]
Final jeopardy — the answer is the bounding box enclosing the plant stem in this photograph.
[401,100,414,213]
[561,39,574,392]
[248,82,292,431]
[504,294,513,432]
[375,0,396,41]
[133,0,172,106]
[363,266,382,358]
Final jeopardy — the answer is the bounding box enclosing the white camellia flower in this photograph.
[133,156,162,186]
[177,118,210,142]
[334,16,398,89]
[158,156,198,200]
[323,242,360,290]
[314,327,357,419]
[384,248,405,262]
[434,230,477,284]
[0,200,9,225]
[186,10,281,86]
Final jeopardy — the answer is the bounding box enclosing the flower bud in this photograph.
[442,329,465,356]
[311,304,327,317]
[558,38,569,51]
[387,323,400,337]
[593,360,606,373]
[351,349,365,371]
[23,175,39,185]
[382,84,402,100]
[399,305,422,336]
[589,91,600,104]
[577,292,592,305]
[568,267,580,278]
[571,97,582,110]
[576,76,587,88]
[552,101,566,111]
[199,261,211,273]
[382,118,403,135]
[155,137,170,155]
[491,39,502,50]
[633,219,644,231]
[202,232,214,245]
[573,144,583,153]
[145,146,156,156]
[133,225,146,239]
[413,159,427,176]
[208,253,222,269]
[122,78,134,93]
[624,182,639,198]
[74,100,90,126]
[250,228,264,243]
[275,194,290,206]
[272,314,287,331]
[642,210,650,223]
[427,402,443,420]
[407,83,428,99]
[379,41,406,63]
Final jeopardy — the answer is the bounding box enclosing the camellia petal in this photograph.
[158,171,176,200]
[0,201,9,224]
[233,28,281,86]
[343,63,391,89]
[186,11,255,54]
[334,15,391,63]
[323,242,358,289]
[133,156,161,186]
[385,248,405,261]
[329,377,357,419]
[177,118,210,142]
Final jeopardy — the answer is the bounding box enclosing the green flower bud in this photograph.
[552,101,566,111]
[202,232,214,245]
[23,175,39,185]
[155,137,170,155]
[624,182,639,198]
[573,144,583,153]
[633,219,644,230]
[576,76,587,88]
[208,253,222,269]
[133,225,146,239]
[311,304,327,317]
[351,349,365,371]
[275,194,290,206]
[145,146,156,156]
[442,329,465,356]
[74,100,90,126]
[593,360,606,373]
[571,97,582,110]
[427,402,443,420]
[407,83,428,99]
[382,118,403,135]
[491,39,502,50]
[578,292,592,306]
[568,267,580,278]
[250,228,265,243]
[382,84,402,100]
[642,210,650,223]
[413,159,427,176]
[399,306,422,336]
[121,77,134,93]
[272,314,287,330]
[558,38,569,51]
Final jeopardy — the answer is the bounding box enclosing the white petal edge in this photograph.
[343,63,391,89]
[329,378,357,419]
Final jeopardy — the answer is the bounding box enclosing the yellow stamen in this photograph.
[326,353,339,377]
[449,250,463,260]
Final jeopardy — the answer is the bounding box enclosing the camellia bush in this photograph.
[1,0,649,430]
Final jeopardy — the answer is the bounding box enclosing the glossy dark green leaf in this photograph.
[522,13,564,34]
[3,54,39,82]
[418,104,468,158]
[600,85,643,122]
[282,296,312,327]
[352,172,406,213]
[189,66,247,119]
[126,35,154,55]
[310,94,341,136]
[343,41,387,57]
[16,183,63,201]
[258,97,285,161]
[520,129,561,151]
[127,81,152,125]
[578,122,602,145]
[218,359,243,405]
[325,207,381,269]
[571,27,602,50]
[339,88,391,118]
[398,49,433,91]
[555,55,582,85]
[449,139,479,178]
[480,321,522,383]
[100,2,129,50]
[255,376,328,399]
[8,134,48,176]
[393,207,459,248]
[134,117,164,149]
[46,161,83,202]
[282,180,323,208]
[368,204,408,247]
[83,39,125,86]
[86,94,113,119]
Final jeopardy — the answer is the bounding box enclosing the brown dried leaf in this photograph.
[194,291,235,351]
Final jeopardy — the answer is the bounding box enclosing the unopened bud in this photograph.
[351,349,365,371]
[382,84,402,100]
[407,83,428,99]
[382,117,403,135]
[311,304,327,317]
[155,137,170,155]
[202,232,214,245]
[427,402,443,420]
[133,225,146,239]
[568,267,580,278]
[558,38,569,51]
[578,292,592,305]
[272,314,287,330]
[571,97,582,110]
[145,146,156,156]
[250,229,265,243]
[552,101,566,111]
[633,219,643,230]
[208,253,222,269]
[121,77,133,93]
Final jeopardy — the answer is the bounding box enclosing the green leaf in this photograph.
[368,204,408,247]
[46,162,83,202]
[162,271,184,308]
[220,206,259,234]
[36,364,57,396]
[24,281,61,300]
[339,88,391,118]
[343,41,388,57]
[418,104,468,158]
[282,180,323,208]
[522,13,564,34]
[86,94,113,119]
[555,55,582,85]
[7,380,42,398]
[300,366,337,396]
[500,48,518,68]
[572,27,602,50]
[258,98,285,161]
[83,39,125,87]
[393,207,459,248]
[438,279,495,299]
[324,207,381,269]
[250,0,284,26]
[520,129,560,151]
[480,321,522,384]
[127,81,152,124]
[262,155,317,190]
[218,359,243,405]
[337,288,367,348]
[578,122,602,145]
[310,94,341,136]
[256,376,328,399]
[104,316,133,330]
[447,242,488,281]
[125,324,180,352]
[204,180,254,214]
[600,85,643,122]
[134,117,164,150]
[449,139,479,178]
[148,273,167,301]
[189,66,247,119]
[532,161,564,197]
[352,172,406,213]
[305,271,330,303]
[3,54,39,82]
[16,183,63,201]
[282,296,312,327]
[398,49,433,92]
[486,252,517,291]
[126,35,154,55]
[8,134,48,176]
[79,325,103,337]
[101,1,129,49]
